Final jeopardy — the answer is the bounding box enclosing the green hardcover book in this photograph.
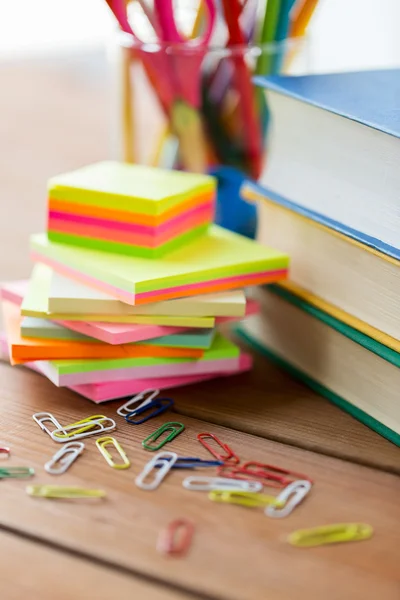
[236,285,400,446]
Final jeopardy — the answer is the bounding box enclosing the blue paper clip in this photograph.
[125,398,174,425]
[154,456,224,469]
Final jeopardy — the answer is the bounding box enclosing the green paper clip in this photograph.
[142,422,185,451]
[0,467,35,479]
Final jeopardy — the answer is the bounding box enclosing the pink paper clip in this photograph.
[157,519,195,557]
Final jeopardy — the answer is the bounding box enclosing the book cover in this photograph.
[254,69,400,139]
[236,285,400,446]
[242,181,400,261]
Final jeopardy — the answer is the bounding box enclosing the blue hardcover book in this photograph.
[251,69,400,260]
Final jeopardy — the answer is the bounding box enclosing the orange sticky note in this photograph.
[1,301,203,364]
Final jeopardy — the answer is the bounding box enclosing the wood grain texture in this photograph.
[0,530,192,600]
[0,363,399,600]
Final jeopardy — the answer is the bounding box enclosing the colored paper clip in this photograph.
[51,415,116,443]
[241,461,312,485]
[197,432,240,464]
[288,523,374,548]
[44,442,85,475]
[157,519,195,557]
[216,462,307,490]
[208,490,284,508]
[142,422,185,451]
[216,464,267,487]
[0,446,10,458]
[33,412,64,436]
[125,397,174,425]
[26,485,106,499]
[182,476,262,493]
[117,389,160,417]
[96,436,130,470]
[135,451,178,490]
[265,480,312,519]
[154,456,224,469]
[0,466,34,479]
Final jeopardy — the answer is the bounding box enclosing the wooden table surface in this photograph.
[0,51,399,600]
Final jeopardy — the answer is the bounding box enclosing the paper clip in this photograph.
[288,523,374,548]
[95,436,130,469]
[44,442,85,475]
[241,461,312,485]
[216,464,267,487]
[0,446,10,458]
[157,519,195,557]
[26,485,106,499]
[0,467,35,479]
[154,456,224,469]
[182,476,262,493]
[197,432,240,464]
[51,415,116,443]
[135,451,178,490]
[142,422,185,451]
[265,480,312,519]
[216,463,302,489]
[125,398,174,425]
[33,412,64,436]
[117,389,160,417]
[208,490,284,508]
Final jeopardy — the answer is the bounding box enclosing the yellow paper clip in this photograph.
[26,485,106,499]
[51,415,116,443]
[288,523,374,548]
[208,490,284,508]
[95,436,130,470]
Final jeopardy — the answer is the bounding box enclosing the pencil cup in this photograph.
[110,32,307,177]
[109,29,307,238]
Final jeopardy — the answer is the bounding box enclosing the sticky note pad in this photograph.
[47,161,216,258]
[2,300,204,363]
[32,331,240,387]
[0,332,253,403]
[31,225,289,305]
[48,268,247,317]
[21,316,216,350]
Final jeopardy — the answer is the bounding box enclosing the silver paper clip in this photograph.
[33,412,64,436]
[44,442,85,475]
[265,479,312,519]
[117,389,160,417]
[135,451,178,491]
[50,415,116,443]
[182,476,263,493]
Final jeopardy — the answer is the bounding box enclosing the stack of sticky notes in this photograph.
[1,161,290,403]
[47,162,215,258]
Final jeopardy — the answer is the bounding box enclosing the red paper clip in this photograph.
[0,446,10,458]
[157,519,195,557]
[216,464,283,488]
[197,433,240,464]
[241,462,313,485]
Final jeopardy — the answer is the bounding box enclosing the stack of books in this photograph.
[1,161,289,403]
[239,69,400,445]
